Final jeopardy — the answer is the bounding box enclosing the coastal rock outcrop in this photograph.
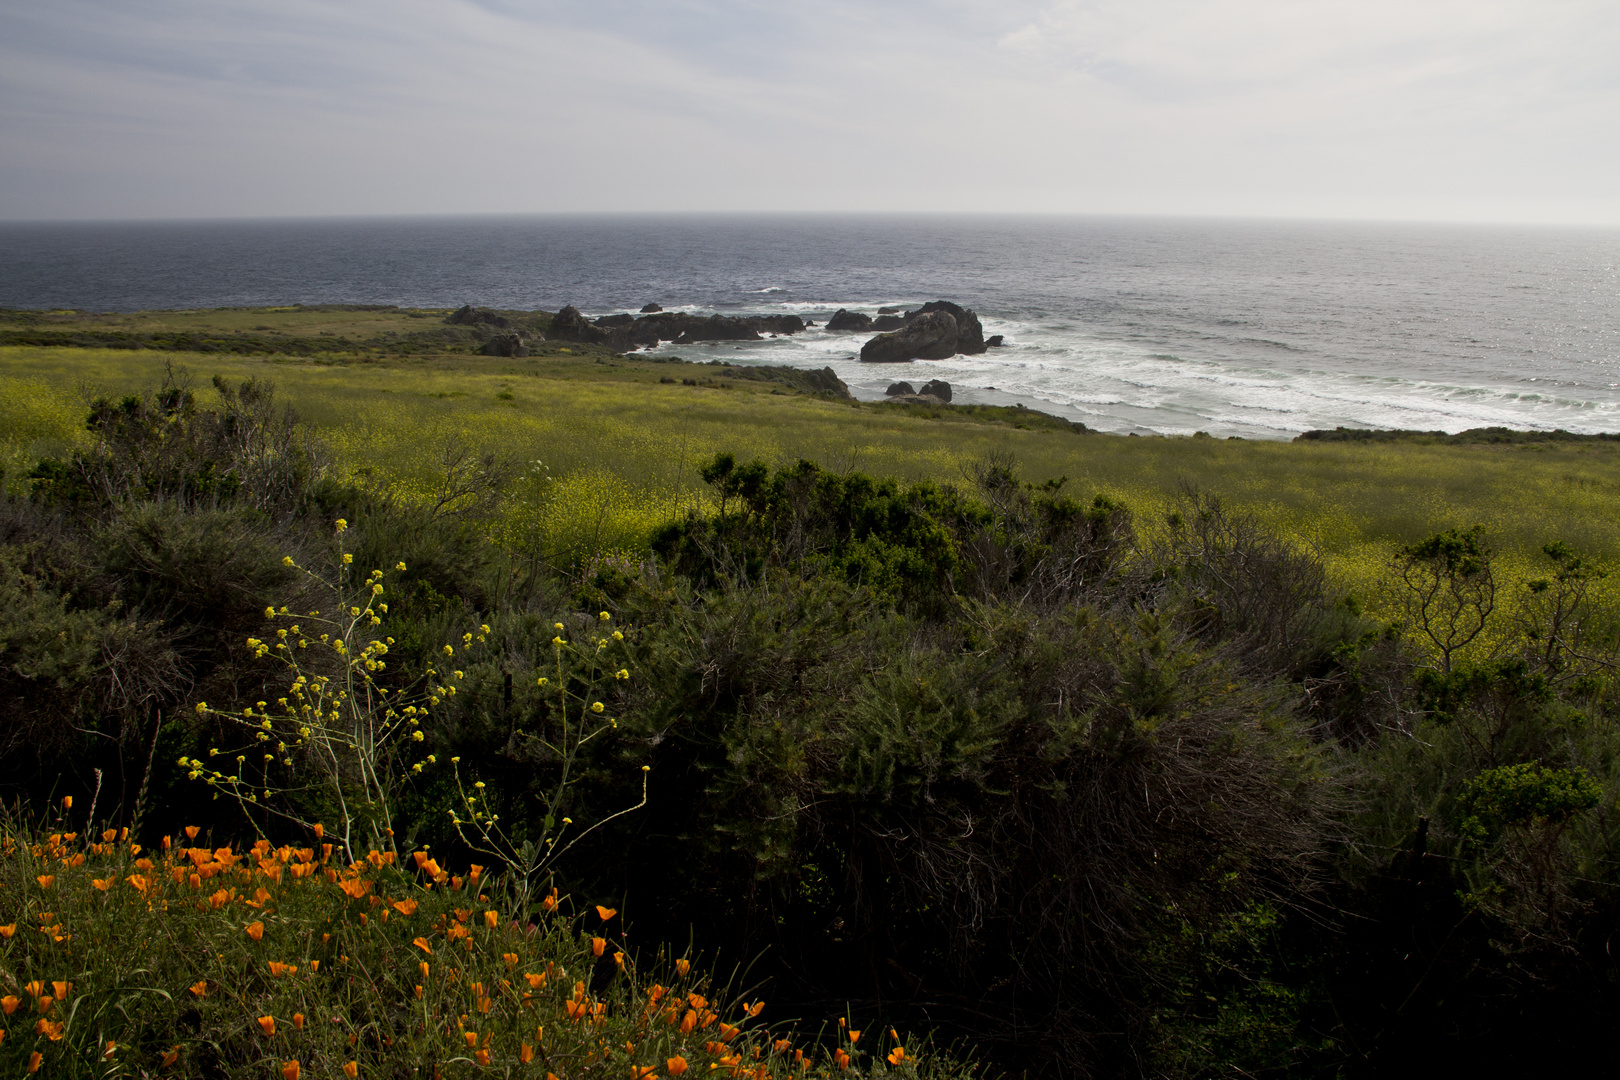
[640,303,663,313]
[826,309,874,332]
[446,305,511,329]
[885,381,915,396]
[919,379,952,402]
[480,333,528,357]
[551,306,810,351]
[871,314,907,330]
[986,335,1005,347]
[550,305,624,348]
[860,310,960,362]
[914,301,986,354]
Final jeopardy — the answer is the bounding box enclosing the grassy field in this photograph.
[5,308,1620,615]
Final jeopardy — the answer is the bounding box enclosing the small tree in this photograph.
[1390,525,1496,673]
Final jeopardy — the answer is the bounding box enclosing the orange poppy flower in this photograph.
[668,1057,689,1076]
[595,905,617,922]
[526,972,546,990]
[161,1046,180,1067]
[503,952,520,967]
[28,1051,43,1073]
[675,959,691,977]
[413,937,433,954]
[464,1032,479,1049]
[2,995,20,1015]
[343,1063,359,1079]
[92,878,112,891]
[189,981,208,997]
[36,997,54,1016]
[185,826,201,839]
[0,925,14,939]
[520,1043,535,1064]
[293,1013,305,1030]
[747,1002,765,1018]
[258,1016,276,1036]
[679,1010,698,1035]
[591,937,607,957]
[392,899,418,916]
[484,910,499,928]
[246,922,265,941]
[847,1030,861,1045]
[282,1061,301,1079]
[475,1049,491,1066]
[35,875,54,888]
[313,824,324,840]
[887,1048,907,1066]
[51,982,69,1000]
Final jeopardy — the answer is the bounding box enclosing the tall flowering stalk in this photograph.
[185,518,474,863]
[449,611,648,914]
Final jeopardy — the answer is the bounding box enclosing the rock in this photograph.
[550,305,628,350]
[826,309,874,332]
[860,310,958,362]
[877,306,901,315]
[640,303,663,313]
[805,367,853,398]
[885,381,916,396]
[752,315,807,336]
[673,315,761,344]
[919,379,952,402]
[480,334,528,357]
[871,315,906,331]
[446,304,511,329]
[886,393,948,405]
[985,335,1005,347]
[595,313,634,327]
[914,301,985,354]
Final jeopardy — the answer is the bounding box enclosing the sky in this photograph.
[2,0,1618,224]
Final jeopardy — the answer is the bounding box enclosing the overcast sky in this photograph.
[3,0,1617,223]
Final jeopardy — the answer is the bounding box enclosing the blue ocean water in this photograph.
[2,214,1617,438]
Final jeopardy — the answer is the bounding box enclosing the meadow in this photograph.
[5,310,1620,616]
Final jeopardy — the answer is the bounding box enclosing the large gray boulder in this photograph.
[885,381,915,396]
[860,310,959,362]
[826,309,873,332]
[913,301,985,354]
[480,334,528,357]
[871,314,907,331]
[919,379,952,402]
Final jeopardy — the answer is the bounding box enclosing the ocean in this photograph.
[2,214,1617,439]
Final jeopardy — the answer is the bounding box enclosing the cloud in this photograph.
[0,0,1616,221]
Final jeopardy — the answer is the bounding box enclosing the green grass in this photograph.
[5,337,1620,614]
